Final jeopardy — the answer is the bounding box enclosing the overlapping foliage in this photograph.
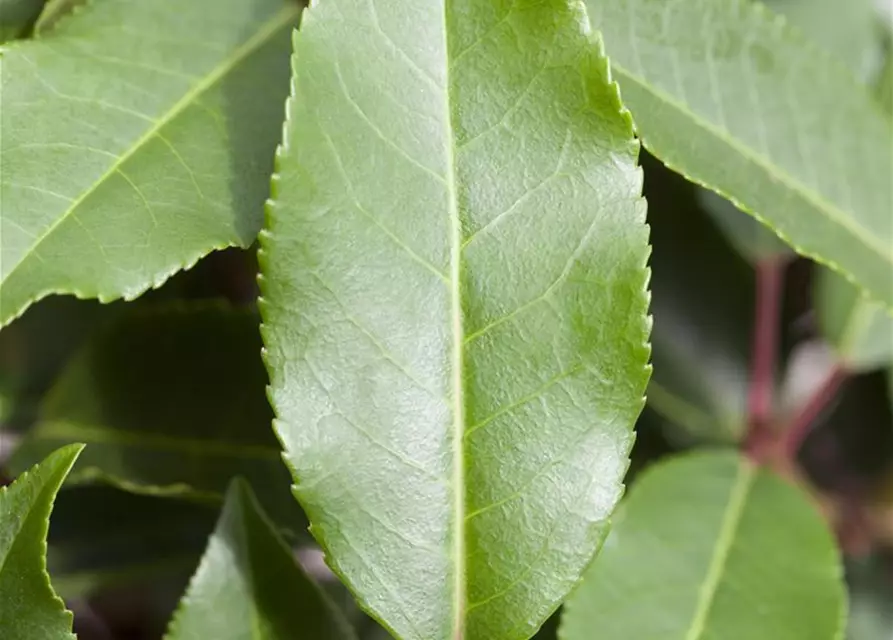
[1,0,890,638]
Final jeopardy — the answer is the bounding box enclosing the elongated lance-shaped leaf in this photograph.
[560,451,845,640]
[587,0,893,307]
[816,268,893,373]
[0,444,83,639]
[0,0,299,328]
[166,479,356,640]
[258,0,651,637]
[8,302,302,528]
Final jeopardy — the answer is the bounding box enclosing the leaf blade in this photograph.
[259,0,651,637]
[8,302,300,527]
[165,479,356,640]
[0,443,83,639]
[588,0,893,306]
[559,451,845,640]
[0,0,298,327]
[816,268,893,372]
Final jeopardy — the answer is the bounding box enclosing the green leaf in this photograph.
[0,443,83,639]
[692,0,881,265]
[0,295,118,427]
[165,479,357,640]
[877,48,893,115]
[846,557,893,640]
[645,156,752,443]
[259,0,651,637]
[47,486,217,599]
[764,0,881,77]
[587,0,893,307]
[8,302,300,527]
[816,268,893,373]
[32,0,82,34]
[0,0,44,41]
[0,0,299,328]
[559,451,845,640]
[699,188,792,263]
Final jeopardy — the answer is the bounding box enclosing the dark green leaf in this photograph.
[0,296,119,428]
[47,486,217,599]
[645,156,752,443]
[0,0,44,41]
[560,451,845,640]
[816,268,893,373]
[165,479,356,640]
[0,0,299,327]
[699,188,792,263]
[588,0,893,306]
[32,0,82,34]
[259,0,651,637]
[8,303,300,528]
[0,443,83,639]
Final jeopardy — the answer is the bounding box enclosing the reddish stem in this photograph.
[744,257,788,465]
[781,365,846,459]
[747,258,786,430]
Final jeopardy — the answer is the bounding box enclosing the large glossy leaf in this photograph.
[0,444,82,639]
[166,479,356,640]
[47,486,217,598]
[816,268,893,373]
[8,303,300,527]
[644,155,752,443]
[560,451,845,640]
[0,0,299,328]
[587,0,893,306]
[259,0,651,637]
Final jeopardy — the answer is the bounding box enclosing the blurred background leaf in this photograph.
[47,487,217,601]
[7,302,302,530]
[815,269,893,373]
[0,0,44,41]
[643,154,754,444]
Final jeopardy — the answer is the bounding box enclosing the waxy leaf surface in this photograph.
[0,444,82,639]
[259,0,651,637]
[560,451,845,640]
[0,0,298,327]
[166,480,355,640]
[588,0,893,306]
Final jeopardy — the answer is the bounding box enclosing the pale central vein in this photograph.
[685,461,755,640]
[441,3,466,637]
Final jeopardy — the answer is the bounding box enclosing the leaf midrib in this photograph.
[685,460,755,640]
[33,420,281,460]
[0,4,299,286]
[442,3,467,637]
[611,62,893,266]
